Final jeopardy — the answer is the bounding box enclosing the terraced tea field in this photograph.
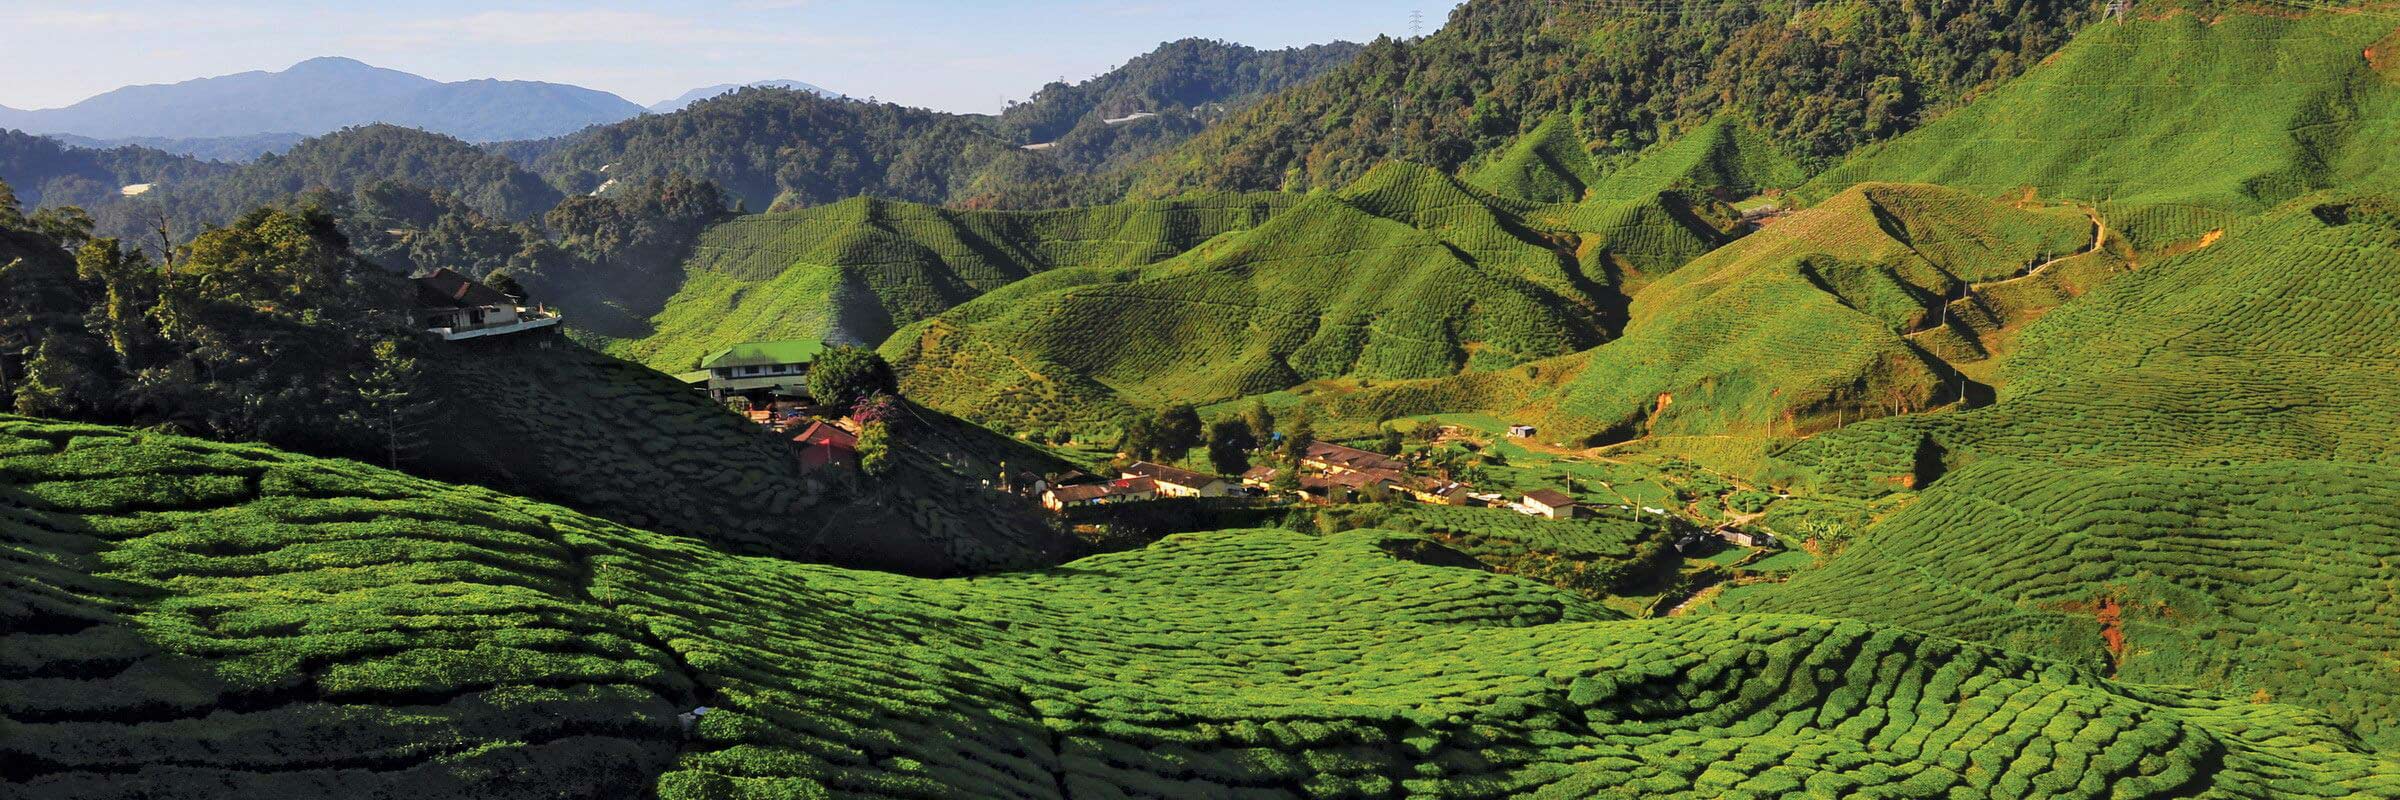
[620,193,1292,371]
[10,416,2400,798]
[421,334,1074,575]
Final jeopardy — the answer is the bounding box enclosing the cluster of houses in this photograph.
[1037,437,1585,521]
[1038,461,1236,511]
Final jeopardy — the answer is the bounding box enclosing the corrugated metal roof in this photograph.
[701,340,827,370]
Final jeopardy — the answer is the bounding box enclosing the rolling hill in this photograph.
[878,159,1740,434]
[7,415,2398,797]
[611,191,1294,369]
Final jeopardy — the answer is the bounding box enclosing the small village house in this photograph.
[1521,489,1579,520]
[792,420,858,472]
[411,268,559,341]
[700,340,825,402]
[1507,424,1537,438]
[1042,477,1158,512]
[1121,461,1234,498]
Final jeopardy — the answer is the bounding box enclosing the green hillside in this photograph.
[1725,192,2400,737]
[10,415,2400,797]
[1319,182,2112,444]
[882,163,1648,433]
[1802,11,2400,242]
[1465,115,1601,204]
[419,333,1075,575]
[615,192,1291,371]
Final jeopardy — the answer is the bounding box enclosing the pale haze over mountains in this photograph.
[0,57,841,159]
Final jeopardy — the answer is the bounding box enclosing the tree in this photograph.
[484,270,529,304]
[1153,402,1203,461]
[1377,427,1405,456]
[1242,400,1276,444]
[356,339,439,468]
[856,421,893,476]
[0,178,22,228]
[1116,416,1158,461]
[1282,406,1317,464]
[13,334,110,417]
[808,345,898,408]
[1207,418,1254,475]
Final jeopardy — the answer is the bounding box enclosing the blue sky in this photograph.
[0,1,1450,113]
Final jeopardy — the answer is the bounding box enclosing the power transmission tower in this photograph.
[2108,0,2130,23]
[1410,9,1424,38]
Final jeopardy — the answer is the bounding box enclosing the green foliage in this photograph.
[1206,417,1254,475]
[529,40,1359,212]
[1130,0,2098,196]
[7,416,2396,797]
[855,420,892,476]
[805,345,897,408]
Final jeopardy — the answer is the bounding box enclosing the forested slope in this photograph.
[8,415,2398,798]
[1801,9,2400,241]
[1128,0,2099,196]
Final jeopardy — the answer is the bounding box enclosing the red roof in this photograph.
[412,268,514,310]
[794,420,858,450]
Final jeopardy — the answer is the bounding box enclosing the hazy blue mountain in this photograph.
[0,57,646,142]
[647,79,840,113]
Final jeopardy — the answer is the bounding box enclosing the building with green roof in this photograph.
[699,340,827,400]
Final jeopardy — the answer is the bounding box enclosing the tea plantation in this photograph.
[1320,182,2110,443]
[619,192,1292,371]
[421,333,1075,575]
[10,416,2400,797]
[879,134,1762,434]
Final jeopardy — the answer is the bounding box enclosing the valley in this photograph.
[4,0,2400,797]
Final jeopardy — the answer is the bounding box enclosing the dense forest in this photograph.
[1126,0,2103,196]
[524,38,1363,210]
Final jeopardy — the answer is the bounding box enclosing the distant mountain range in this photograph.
[647,80,839,114]
[0,58,844,150]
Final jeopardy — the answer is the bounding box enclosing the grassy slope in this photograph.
[9,415,2400,798]
[1735,196,2400,741]
[881,126,1781,436]
[417,331,1075,576]
[1801,11,2400,244]
[882,163,1627,433]
[1320,182,2106,443]
[614,193,1291,372]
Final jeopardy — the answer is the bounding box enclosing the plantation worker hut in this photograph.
[411,268,559,341]
[700,340,826,402]
[1240,465,1280,487]
[793,420,858,472]
[1522,489,1579,520]
[1121,461,1234,497]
